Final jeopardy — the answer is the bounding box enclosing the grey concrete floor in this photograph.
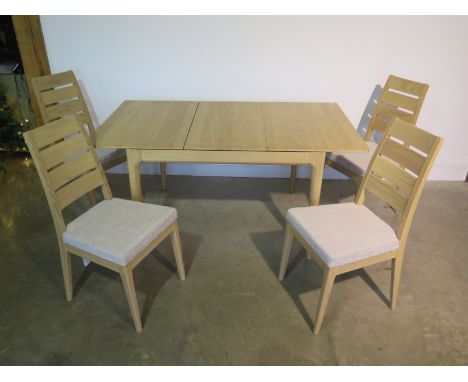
[0,157,467,365]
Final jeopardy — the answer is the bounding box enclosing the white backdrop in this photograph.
[40,16,468,180]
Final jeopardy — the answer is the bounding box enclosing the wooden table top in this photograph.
[97,100,368,153]
[97,101,198,150]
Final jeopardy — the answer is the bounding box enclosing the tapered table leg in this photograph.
[127,149,143,202]
[309,152,325,206]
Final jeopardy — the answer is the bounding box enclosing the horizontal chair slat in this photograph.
[380,90,420,113]
[41,85,80,106]
[389,121,435,154]
[46,99,86,121]
[367,173,408,216]
[56,168,103,209]
[32,70,75,91]
[371,117,391,133]
[372,156,417,196]
[41,132,89,170]
[33,117,82,149]
[49,151,97,191]
[388,76,429,97]
[377,105,415,122]
[381,139,426,175]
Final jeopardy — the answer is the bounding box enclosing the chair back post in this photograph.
[31,70,98,145]
[356,118,443,252]
[396,135,443,249]
[355,116,393,205]
[23,115,112,250]
[363,75,429,142]
[23,130,67,238]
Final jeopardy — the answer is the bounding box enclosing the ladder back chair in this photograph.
[289,75,429,192]
[31,70,127,170]
[23,115,186,332]
[279,118,443,334]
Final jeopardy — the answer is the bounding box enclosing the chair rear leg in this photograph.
[289,165,297,193]
[170,222,186,280]
[160,163,167,191]
[86,190,97,207]
[120,267,142,332]
[278,222,294,281]
[314,267,336,335]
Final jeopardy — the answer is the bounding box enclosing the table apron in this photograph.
[126,149,326,205]
[137,149,318,165]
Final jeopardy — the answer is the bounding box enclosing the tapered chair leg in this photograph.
[289,165,297,193]
[170,222,186,281]
[314,267,336,335]
[120,267,142,332]
[86,190,97,207]
[160,163,167,191]
[279,222,294,281]
[59,250,73,302]
[390,255,403,310]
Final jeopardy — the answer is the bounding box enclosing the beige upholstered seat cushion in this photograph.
[287,203,399,267]
[327,141,378,176]
[96,148,125,164]
[63,198,177,266]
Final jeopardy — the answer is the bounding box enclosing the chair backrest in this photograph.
[364,75,429,142]
[23,115,112,235]
[356,118,443,245]
[31,70,97,145]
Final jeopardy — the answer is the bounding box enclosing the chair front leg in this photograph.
[59,249,73,302]
[170,221,186,281]
[314,267,336,335]
[278,222,294,281]
[120,267,142,332]
[390,255,403,310]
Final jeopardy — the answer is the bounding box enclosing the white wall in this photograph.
[41,16,468,180]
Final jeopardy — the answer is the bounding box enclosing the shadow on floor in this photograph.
[40,228,203,329]
[250,229,390,330]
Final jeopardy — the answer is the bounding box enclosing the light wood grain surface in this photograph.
[279,118,443,334]
[97,101,198,149]
[31,70,128,179]
[262,102,366,152]
[323,75,429,190]
[24,115,186,332]
[98,100,367,153]
[184,102,267,151]
[97,100,368,205]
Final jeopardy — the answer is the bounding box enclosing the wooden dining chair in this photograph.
[23,115,186,332]
[31,70,126,170]
[31,70,169,192]
[288,75,429,192]
[31,70,128,205]
[279,118,443,334]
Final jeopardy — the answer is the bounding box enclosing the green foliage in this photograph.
[0,83,27,153]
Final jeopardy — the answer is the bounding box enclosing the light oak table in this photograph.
[97,100,368,205]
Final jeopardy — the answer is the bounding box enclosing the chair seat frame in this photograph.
[279,117,443,334]
[24,115,185,332]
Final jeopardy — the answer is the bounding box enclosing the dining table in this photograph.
[96,100,368,205]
